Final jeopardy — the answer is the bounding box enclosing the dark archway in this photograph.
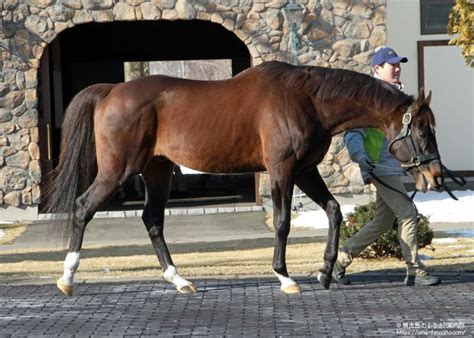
[38,20,253,212]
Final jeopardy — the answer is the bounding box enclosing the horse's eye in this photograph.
[418,131,425,138]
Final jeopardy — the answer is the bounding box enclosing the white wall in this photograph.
[386,0,451,94]
[424,46,474,170]
[387,0,474,171]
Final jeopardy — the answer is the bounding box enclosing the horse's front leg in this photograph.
[269,164,300,294]
[295,169,342,289]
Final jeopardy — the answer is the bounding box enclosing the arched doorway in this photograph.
[38,20,252,212]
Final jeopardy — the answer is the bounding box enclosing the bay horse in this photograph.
[45,61,444,296]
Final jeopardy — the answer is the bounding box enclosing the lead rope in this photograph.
[365,162,419,221]
[366,160,466,210]
[440,164,467,201]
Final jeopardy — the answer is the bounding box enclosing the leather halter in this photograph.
[381,104,466,201]
[388,104,440,169]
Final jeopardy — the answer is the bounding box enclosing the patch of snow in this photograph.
[412,190,474,223]
[291,190,474,230]
[291,205,355,229]
[432,238,458,244]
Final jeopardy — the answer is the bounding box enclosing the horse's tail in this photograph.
[43,84,114,235]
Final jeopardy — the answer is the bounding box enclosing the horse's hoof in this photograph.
[317,272,331,290]
[177,283,197,294]
[57,278,73,296]
[281,283,301,294]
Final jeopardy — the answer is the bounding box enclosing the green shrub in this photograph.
[340,202,433,259]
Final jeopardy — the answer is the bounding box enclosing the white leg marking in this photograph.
[60,252,80,286]
[274,271,297,290]
[163,266,191,289]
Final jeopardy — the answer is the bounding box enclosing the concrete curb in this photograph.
[38,205,264,220]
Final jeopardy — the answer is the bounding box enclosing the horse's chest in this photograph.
[297,135,331,165]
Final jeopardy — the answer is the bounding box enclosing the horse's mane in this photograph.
[257,61,414,116]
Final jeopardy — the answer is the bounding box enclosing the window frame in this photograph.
[420,0,454,35]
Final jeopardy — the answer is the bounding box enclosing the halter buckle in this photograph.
[402,112,412,125]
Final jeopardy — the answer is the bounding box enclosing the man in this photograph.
[334,47,441,286]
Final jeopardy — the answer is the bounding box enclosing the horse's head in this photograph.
[387,88,444,192]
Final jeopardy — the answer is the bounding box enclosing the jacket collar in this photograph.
[373,73,404,91]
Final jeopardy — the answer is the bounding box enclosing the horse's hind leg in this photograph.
[57,172,125,296]
[295,169,342,290]
[141,158,196,294]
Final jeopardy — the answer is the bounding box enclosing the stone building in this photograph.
[0,0,387,220]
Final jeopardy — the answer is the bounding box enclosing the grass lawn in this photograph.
[1,228,473,285]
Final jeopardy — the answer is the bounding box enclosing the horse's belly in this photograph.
[155,139,265,174]
[153,101,264,173]
[173,153,265,174]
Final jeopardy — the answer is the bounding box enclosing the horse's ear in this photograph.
[414,87,426,108]
[418,87,425,101]
[425,90,432,105]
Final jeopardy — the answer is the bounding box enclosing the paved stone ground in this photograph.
[0,274,472,336]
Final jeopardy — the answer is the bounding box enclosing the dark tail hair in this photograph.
[43,84,114,238]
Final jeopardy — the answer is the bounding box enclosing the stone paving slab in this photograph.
[0,274,472,336]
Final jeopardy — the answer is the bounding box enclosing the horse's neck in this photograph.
[322,92,410,137]
[325,102,390,136]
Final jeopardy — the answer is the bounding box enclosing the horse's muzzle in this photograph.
[427,175,444,192]
[414,165,443,192]
[434,175,444,189]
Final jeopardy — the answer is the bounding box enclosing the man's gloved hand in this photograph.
[358,154,375,171]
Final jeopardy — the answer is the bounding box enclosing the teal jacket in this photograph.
[343,128,405,184]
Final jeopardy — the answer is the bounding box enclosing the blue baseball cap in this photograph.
[371,47,408,66]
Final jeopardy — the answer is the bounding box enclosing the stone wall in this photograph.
[0,0,386,216]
